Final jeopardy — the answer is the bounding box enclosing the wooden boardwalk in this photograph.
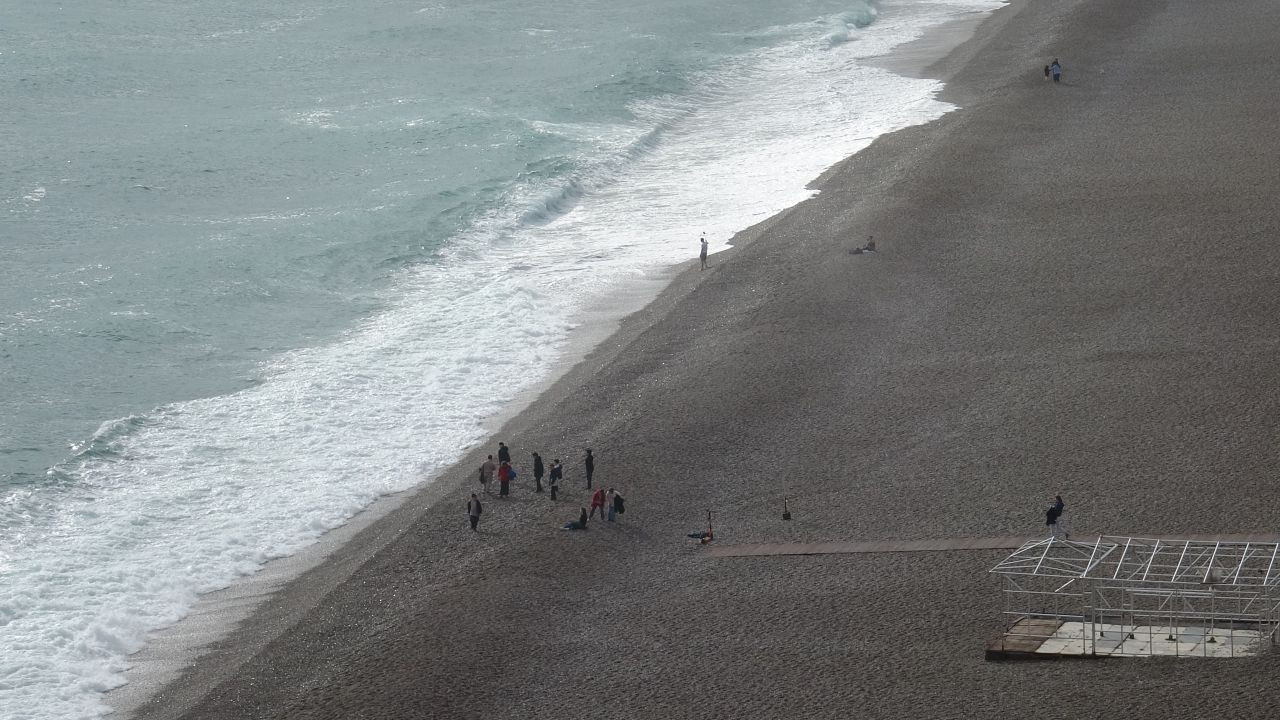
[706,533,1280,558]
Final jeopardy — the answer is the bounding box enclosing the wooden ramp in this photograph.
[706,533,1280,558]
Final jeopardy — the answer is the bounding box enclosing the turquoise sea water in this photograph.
[1,1,1001,717]
[3,0,876,487]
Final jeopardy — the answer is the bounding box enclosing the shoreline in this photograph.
[123,0,1280,717]
[109,6,1003,717]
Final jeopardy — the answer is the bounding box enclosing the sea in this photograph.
[0,1,1003,717]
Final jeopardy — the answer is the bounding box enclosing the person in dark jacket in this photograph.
[497,442,511,464]
[1046,495,1068,539]
[479,455,496,495]
[467,493,483,531]
[549,459,562,501]
[532,452,545,493]
[584,448,595,489]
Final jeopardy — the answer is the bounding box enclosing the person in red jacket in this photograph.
[589,487,606,520]
[498,461,514,498]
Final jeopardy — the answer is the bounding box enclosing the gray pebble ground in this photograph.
[131,0,1280,718]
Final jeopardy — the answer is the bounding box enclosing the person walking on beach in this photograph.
[549,458,563,500]
[1046,494,1069,539]
[498,460,514,498]
[1050,59,1062,83]
[1044,63,1051,80]
[699,234,708,270]
[532,452,545,493]
[584,448,595,489]
[589,487,606,521]
[467,493,483,531]
[497,441,511,465]
[479,455,497,495]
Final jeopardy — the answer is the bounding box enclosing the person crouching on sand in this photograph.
[467,493,483,531]
[563,507,588,531]
[589,487,606,520]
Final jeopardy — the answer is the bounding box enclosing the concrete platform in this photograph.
[987,619,1266,660]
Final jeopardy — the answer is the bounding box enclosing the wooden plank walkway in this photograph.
[706,533,1280,558]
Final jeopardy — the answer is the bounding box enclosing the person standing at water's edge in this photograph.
[532,452,545,493]
[699,234,709,270]
[584,448,595,489]
[467,493,483,531]
[497,441,511,465]
[549,458,562,500]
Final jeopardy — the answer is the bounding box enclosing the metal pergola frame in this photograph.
[990,536,1280,657]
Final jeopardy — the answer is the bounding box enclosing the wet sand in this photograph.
[126,0,1280,717]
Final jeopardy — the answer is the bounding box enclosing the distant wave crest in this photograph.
[827,1,880,46]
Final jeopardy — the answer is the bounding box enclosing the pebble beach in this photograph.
[126,0,1280,717]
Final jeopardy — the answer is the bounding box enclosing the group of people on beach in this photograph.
[466,443,624,532]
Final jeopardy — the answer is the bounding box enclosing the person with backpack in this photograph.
[467,493,483,531]
[532,452,545,493]
[549,459,562,501]
[498,460,514,498]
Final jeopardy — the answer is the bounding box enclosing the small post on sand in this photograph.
[701,509,714,544]
[782,496,791,521]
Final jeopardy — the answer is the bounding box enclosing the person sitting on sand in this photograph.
[563,507,588,531]
[851,235,877,254]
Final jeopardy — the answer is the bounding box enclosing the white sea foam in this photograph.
[0,1,1003,718]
